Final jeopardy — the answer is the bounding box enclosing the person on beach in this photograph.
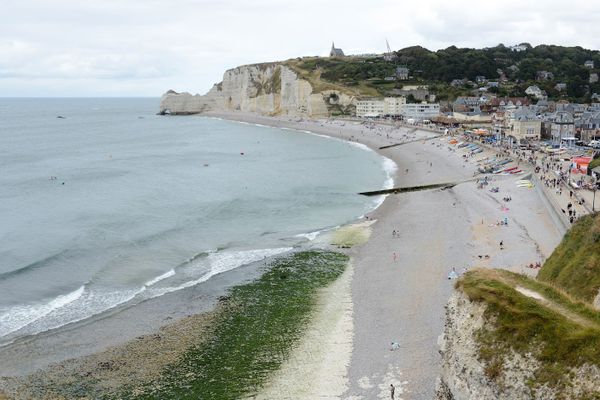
[500,240,504,250]
[448,268,458,280]
[390,383,396,399]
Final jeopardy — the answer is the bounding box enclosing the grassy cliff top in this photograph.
[283,57,398,97]
[538,213,600,303]
[458,268,600,395]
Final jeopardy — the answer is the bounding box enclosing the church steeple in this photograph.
[329,42,344,57]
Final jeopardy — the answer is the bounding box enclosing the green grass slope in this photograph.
[538,213,600,303]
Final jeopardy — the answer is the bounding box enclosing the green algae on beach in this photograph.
[121,250,348,400]
[330,222,373,248]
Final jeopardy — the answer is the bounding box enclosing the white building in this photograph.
[510,44,528,52]
[506,108,541,143]
[396,67,409,80]
[384,97,406,115]
[356,99,384,117]
[355,97,406,117]
[525,85,547,100]
[401,103,440,121]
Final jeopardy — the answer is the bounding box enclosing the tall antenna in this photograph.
[384,38,397,62]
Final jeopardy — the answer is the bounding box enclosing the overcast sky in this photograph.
[2,0,600,97]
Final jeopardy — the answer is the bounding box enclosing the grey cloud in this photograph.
[1,0,600,96]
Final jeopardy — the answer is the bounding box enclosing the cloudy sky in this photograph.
[2,0,600,97]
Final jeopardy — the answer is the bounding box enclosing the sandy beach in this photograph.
[0,111,564,399]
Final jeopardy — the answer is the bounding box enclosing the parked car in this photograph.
[589,140,600,149]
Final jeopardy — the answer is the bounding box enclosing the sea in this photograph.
[0,98,395,345]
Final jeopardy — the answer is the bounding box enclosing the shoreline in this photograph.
[0,111,405,398]
[1,111,566,399]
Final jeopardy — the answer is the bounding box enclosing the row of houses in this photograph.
[355,97,440,120]
[490,101,600,144]
[448,95,600,144]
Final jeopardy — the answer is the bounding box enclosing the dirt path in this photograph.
[515,286,598,329]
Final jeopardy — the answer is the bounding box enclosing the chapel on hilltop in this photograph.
[329,42,345,57]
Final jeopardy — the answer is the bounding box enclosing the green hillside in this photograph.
[538,213,600,303]
[285,44,600,102]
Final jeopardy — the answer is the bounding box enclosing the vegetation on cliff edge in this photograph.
[538,213,600,303]
[458,268,600,397]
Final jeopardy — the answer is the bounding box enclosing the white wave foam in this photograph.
[382,156,397,190]
[144,269,175,287]
[0,248,294,340]
[151,247,293,297]
[25,287,147,340]
[347,141,373,152]
[366,156,398,213]
[0,285,85,337]
[295,230,323,241]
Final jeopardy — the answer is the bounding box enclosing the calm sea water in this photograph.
[0,98,393,343]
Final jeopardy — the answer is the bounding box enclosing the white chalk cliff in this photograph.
[160,64,332,117]
[436,291,600,400]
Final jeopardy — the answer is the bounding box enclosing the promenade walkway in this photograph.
[477,142,596,230]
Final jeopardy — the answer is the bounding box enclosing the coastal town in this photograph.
[5,3,600,394]
[152,40,600,399]
[351,92,600,222]
[322,43,600,230]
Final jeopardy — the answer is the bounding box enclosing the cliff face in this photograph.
[159,64,330,117]
[437,289,600,400]
[436,292,539,400]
